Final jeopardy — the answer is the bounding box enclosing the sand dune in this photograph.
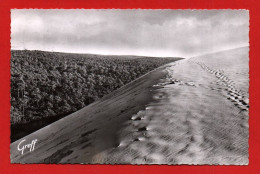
[10,47,249,164]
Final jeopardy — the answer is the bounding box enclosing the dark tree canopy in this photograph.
[11,50,182,126]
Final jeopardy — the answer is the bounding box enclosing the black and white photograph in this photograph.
[10,9,249,164]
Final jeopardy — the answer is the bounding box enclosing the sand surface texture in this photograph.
[10,47,249,164]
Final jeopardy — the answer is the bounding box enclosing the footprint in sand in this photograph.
[185,81,199,87]
[196,61,249,112]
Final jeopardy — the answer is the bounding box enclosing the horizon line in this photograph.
[11,45,249,59]
[11,48,185,59]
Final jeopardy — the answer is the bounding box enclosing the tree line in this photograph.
[11,50,181,126]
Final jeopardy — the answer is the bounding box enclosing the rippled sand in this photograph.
[10,47,249,165]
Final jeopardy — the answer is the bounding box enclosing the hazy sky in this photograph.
[11,9,249,58]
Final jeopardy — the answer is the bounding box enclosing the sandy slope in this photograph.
[10,47,249,164]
